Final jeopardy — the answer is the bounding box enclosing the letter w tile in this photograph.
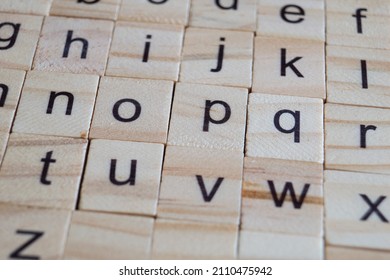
[268,180,310,209]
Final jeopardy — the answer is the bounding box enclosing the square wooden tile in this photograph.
[327,45,390,108]
[119,0,190,25]
[0,132,9,167]
[106,22,184,81]
[246,93,324,163]
[80,139,164,216]
[0,0,52,15]
[90,77,173,144]
[0,13,43,70]
[64,211,154,260]
[0,133,88,210]
[189,0,257,31]
[13,71,99,139]
[0,69,25,133]
[179,28,254,88]
[157,146,243,225]
[326,246,390,260]
[0,204,71,260]
[252,37,325,99]
[167,83,248,152]
[325,104,390,174]
[33,16,114,75]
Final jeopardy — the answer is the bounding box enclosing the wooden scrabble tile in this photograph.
[90,77,173,144]
[252,37,325,99]
[327,0,390,49]
[119,0,190,25]
[0,69,25,133]
[106,22,184,81]
[0,132,9,167]
[257,0,325,41]
[246,93,324,163]
[179,28,254,88]
[0,13,43,70]
[167,83,248,152]
[33,16,114,75]
[189,0,257,31]
[325,170,390,251]
[326,246,390,260]
[50,0,121,20]
[13,71,99,139]
[152,219,238,259]
[327,45,390,108]
[325,104,390,174]
[0,0,52,15]
[157,146,243,225]
[80,139,164,216]
[64,211,154,260]
[0,204,71,260]
[0,133,88,210]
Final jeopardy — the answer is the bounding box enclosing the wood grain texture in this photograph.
[0,0,52,15]
[326,246,390,260]
[0,132,9,167]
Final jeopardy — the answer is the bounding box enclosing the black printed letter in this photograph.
[281,48,304,78]
[352,8,367,34]
[360,125,377,148]
[46,91,74,116]
[274,109,301,143]
[210,37,225,72]
[143,35,152,63]
[361,60,368,89]
[215,0,238,10]
[280,5,305,24]
[268,181,310,209]
[63,30,89,59]
[0,22,20,50]
[203,100,231,132]
[9,230,44,260]
[40,151,56,185]
[112,99,141,122]
[196,175,224,202]
[109,159,137,186]
[0,84,9,107]
[77,0,100,4]
[360,194,388,222]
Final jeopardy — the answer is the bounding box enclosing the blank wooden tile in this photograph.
[13,71,99,139]
[246,93,324,163]
[90,77,173,144]
[157,146,243,225]
[325,170,390,251]
[51,0,121,20]
[252,37,325,99]
[33,16,114,75]
[0,0,52,15]
[0,13,43,70]
[327,45,390,108]
[80,139,164,216]
[325,104,390,174]
[64,211,154,260]
[168,83,248,152]
[0,132,9,167]
[179,28,254,88]
[106,22,184,81]
[326,246,390,260]
[152,219,238,260]
[0,69,25,133]
[189,0,257,31]
[0,133,88,210]
[0,204,71,260]
[257,0,325,41]
[119,0,190,25]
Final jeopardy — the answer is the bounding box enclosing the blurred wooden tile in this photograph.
[157,146,243,225]
[119,0,190,25]
[0,134,88,210]
[168,83,248,152]
[325,170,390,251]
[252,37,325,99]
[179,28,254,88]
[189,0,257,31]
[106,22,184,81]
[90,77,173,144]
[0,204,71,260]
[64,211,154,260]
[13,71,99,139]
[326,246,390,260]
[325,104,390,174]
[0,132,9,167]
[80,139,164,216]
[246,93,324,163]
[51,0,121,20]
[0,0,52,15]
[33,16,114,75]
[0,69,25,133]
[257,0,325,41]
[152,219,238,259]
[327,45,390,108]
[0,13,43,70]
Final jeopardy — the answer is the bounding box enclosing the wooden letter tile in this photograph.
[106,22,184,81]
[64,211,154,260]
[326,246,390,260]
[80,139,164,216]
[167,83,248,152]
[33,16,114,75]
[0,0,52,15]
[90,77,173,144]
[0,13,43,70]
[179,28,254,88]
[246,93,324,163]
[0,132,9,167]
[0,133,88,210]
[13,71,99,139]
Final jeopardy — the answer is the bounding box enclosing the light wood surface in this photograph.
[0,132,9,167]
[326,245,390,260]
[0,0,52,15]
